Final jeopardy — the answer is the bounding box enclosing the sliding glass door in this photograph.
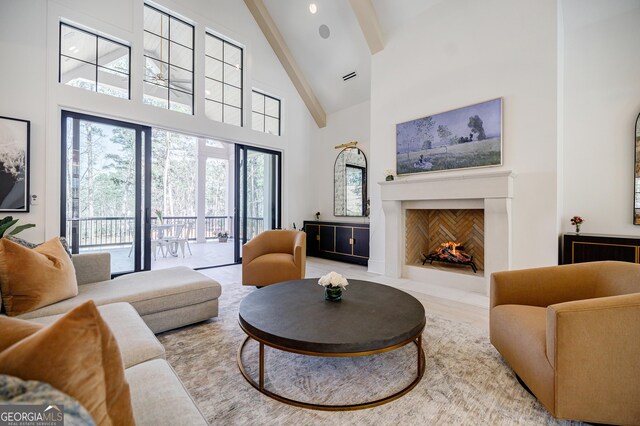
[234,145,281,261]
[62,112,281,273]
[149,130,235,269]
[61,111,151,275]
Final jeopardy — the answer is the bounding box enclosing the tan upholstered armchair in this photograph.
[490,261,640,425]
[242,230,306,287]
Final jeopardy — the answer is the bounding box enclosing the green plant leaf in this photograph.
[0,219,18,237]
[0,216,14,226]
[9,224,36,236]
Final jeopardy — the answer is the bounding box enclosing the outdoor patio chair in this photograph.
[128,226,166,260]
[175,221,193,257]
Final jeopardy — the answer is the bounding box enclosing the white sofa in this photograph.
[31,303,209,425]
[17,253,222,334]
[5,253,222,425]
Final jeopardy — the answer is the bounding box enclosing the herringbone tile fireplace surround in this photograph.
[405,209,485,271]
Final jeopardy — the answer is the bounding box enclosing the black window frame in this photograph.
[205,32,244,127]
[142,4,195,115]
[60,110,152,276]
[58,22,132,99]
[251,90,281,136]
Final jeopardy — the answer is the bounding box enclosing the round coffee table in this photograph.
[237,278,426,410]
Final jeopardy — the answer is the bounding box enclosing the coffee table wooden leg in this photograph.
[259,342,265,390]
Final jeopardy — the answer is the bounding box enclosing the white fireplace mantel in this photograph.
[379,170,514,295]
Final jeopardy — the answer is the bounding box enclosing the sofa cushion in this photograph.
[142,299,219,334]
[0,237,78,316]
[490,304,555,413]
[17,266,222,320]
[0,301,135,425]
[30,302,165,369]
[125,359,207,425]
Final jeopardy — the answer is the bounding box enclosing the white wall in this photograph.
[0,1,47,242]
[368,0,559,274]
[0,0,316,242]
[310,100,370,224]
[561,0,640,236]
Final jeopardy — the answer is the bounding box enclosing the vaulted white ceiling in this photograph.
[260,0,445,117]
[263,0,371,115]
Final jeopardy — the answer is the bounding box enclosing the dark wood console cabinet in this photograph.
[562,233,640,265]
[303,221,370,265]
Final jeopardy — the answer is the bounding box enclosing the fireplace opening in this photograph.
[422,241,478,273]
[405,209,484,274]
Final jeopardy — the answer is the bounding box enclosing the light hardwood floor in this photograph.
[199,256,490,333]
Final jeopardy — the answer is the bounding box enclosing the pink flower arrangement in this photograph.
[570,216,584,233]
[570,216,584,225]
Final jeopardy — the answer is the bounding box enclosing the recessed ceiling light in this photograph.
[68,46,76,51]
[309,3,317,14]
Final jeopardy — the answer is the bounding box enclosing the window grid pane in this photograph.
[251,90,280,136]
[59,22,130,99]
[205,32,243,127]
[143,5,193,114]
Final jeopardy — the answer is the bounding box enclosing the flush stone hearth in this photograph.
[380,171,513,295]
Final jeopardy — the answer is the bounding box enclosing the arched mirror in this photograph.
[334,147,367,216]
[635,113,640,224]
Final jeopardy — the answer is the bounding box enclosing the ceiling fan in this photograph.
[146,20,192,91]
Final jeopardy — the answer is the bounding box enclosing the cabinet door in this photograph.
[319,225,335,252]
[305,224,319,255]
[335,227,353,255]
[570,241,637,264]
[353,227,370,258]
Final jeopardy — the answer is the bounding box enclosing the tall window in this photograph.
[205,33,243,127]
[252,91,281,136]
[143,5,194,114]
[59,23,130,99]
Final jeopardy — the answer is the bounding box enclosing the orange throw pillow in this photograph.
[0,237,78,316]
[0,301,136,426]
[0,315,43,351]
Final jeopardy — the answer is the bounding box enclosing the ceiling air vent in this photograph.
[342,71,357,82]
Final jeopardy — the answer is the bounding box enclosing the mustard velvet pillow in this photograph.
[0,316,43,352]
[0,301,136,426]
[0,237,78,316]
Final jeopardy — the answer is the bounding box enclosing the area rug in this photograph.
[158,281,583,425]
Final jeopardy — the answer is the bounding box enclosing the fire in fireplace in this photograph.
[422,241,478,273]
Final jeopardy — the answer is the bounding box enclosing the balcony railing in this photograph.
[66,215,265,248]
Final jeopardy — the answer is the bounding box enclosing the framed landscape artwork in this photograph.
[396,98,503,175]
[0,116,30,212]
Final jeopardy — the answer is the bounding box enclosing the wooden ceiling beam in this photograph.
[244,0,327,128]
[349,0,385,54]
